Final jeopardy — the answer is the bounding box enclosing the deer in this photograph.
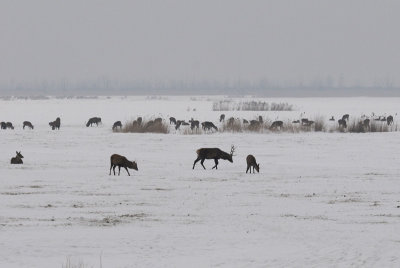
[338,119,347,128]
[23,121,34,129]
[219,114,225,122]
[246,155,259,173]
[154,117,163,124]
[169,117,177,125]
[137,117,143,125]
[49,117,61,130]
[342,114,349,121]
[258,116,263,123]
[109,154,138,176]
[112,121,122,130]
[201,121,218,132]
[387,115,394,125]
[189,118,200,130]
[270,121,283,130]
[86,117,102,127]
[193,145,235,170]
[11,151,24,164]
[243,119,249,124]
[5,122,14,129]
[0,122,6,129]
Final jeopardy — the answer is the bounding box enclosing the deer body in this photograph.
[193,146,235,170]
[270,121,283,130]
[23,121,34,129]
[246,155,259,173]
[112,121,122,130]
[49,117,61,130]
[109,154,138,176]
[201,121,218,131]
[11,151,23,164]
[86,117,101,127]
[169,117,177,125]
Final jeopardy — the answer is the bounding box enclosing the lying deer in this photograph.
[246,155,259,173]
[109,154,138,176]
[193,145,235,170]
[11,151,24,164]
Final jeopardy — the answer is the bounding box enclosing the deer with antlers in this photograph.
[193,145,235,170]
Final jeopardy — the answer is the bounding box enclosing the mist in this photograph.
[1,0,399,96]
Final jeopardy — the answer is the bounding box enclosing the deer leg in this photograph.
[118,166,121,175]
[200,158,206,169]
[246,166,249,173]
[125,167,130,176]
[193,157,201,169]
[113,165,116,175]
[212,159,218,169]
[109,164,113,175]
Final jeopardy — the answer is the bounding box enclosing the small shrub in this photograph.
[115,119,169,134]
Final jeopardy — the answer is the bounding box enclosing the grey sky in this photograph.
[0,0,399,87]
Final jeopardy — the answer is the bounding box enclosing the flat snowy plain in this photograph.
[1,96,400,267]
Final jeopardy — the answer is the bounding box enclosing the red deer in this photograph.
[338,119,347,128]
[220,114,225,122]
[270,121,283,130]
[246,155,259,173]
[301,118,309,125]
[193,145,235,170]
[169,117,177,125]
[201,121,218,131]
[49,117,61,130]
[302,120,314,127]
[0,122,6,129]
[11,151,23,164]
[342,114,349,121]
[112,121,122,130]
[258,116,263,123]
[154,118,163,124]
[109,154,138,176]
[243,119,249,124]
[189,118,200,130]
[5,122,14,129]
[23,121,34,129]
[387,115,394,125]
[292,120,300,124]
[86,117,101,127]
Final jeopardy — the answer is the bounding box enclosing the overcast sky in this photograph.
[0,0,399,87]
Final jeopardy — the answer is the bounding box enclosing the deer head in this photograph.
[16,151,24,159]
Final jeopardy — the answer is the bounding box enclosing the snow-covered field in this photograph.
[1,96,400,267]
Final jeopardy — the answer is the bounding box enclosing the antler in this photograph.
[230,145,236,156]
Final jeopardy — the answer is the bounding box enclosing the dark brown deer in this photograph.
[246,155,259,173]
[0,122,6,129]
[169,117,177,125]
[193,145,235,170]
[137,117,143,125]
[338,119,347,128]
[243,119,249,124]
[5,122,14,129]
[387,115,394,125]
[109,154,138,176]
[189,118,200,130]
[112,121,122,130]
[342,114,349,121]
[219,114,225,122]
[270,121,283,130]
[86,117,101,127]
[23,121,34,129]
[49,117,61,130]
[201,121,218,131]
[11,151,24,164]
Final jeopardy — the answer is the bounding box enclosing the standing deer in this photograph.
[342,114,349,121]
[193,145,235,170]
[0,122,6,129]
[169,117,177,125]
[86,117,102,127]
[11,151,24,164]
[112,121,122,130]
[270,121,283,130]
[338,119,347,128]
[189,118,200,131]
[49,117,61,130]
[219,114,225,122]
[201,121,218,131]
[23,121,34,129]
[246,155,259,173]
[387,115,394,125]
[109,154,138,176]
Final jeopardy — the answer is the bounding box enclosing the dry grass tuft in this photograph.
[115,119,169,134]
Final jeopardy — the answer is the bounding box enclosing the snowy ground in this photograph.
[1,97,400,267]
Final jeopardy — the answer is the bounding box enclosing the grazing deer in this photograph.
[189,118,200,130]
[301,118,309,125]
[246,155,259,173]
[137,117,143,125]
[0,122,6,129]
[292,120,300,124]
[11,151,24,164]
[154,117,162,124]
[193,145,235,170]
[86,117,102,127]
[338,119,347,128]
[112,121,122,130]
[342,114,349,121]
[169,117,177,125]
[387,115,394,125]
[23,121,34,129]
[302,120,314,127]
[227,117,235,126]
[49,117,61,130]
[270,121,283,130]
[243,119,249,124]
[363,118,370,131]
[220,114,225,122]
[5,122,14,129]
[109,154,138,176]
[201,121,218,131]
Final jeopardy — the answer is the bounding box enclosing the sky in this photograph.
[0,0,399,88]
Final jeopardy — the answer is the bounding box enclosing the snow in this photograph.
[1,96,400,267]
